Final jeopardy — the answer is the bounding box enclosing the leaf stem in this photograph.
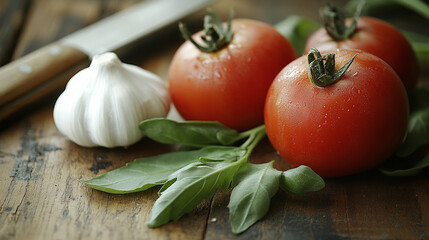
[239,125,266,163]
[238,125,266,140]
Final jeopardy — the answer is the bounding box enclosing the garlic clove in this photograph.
[53,52,170,148]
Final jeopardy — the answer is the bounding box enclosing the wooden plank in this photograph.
[11,0,101,58]
[11,0,183,59]
[0,1,211,238]
[205,168,429,239]
[0,0,31,66]
[1,0,111,121]
[1,0,429,239]
[0,107,210,240]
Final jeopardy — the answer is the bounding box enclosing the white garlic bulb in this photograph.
[53,52,170,148]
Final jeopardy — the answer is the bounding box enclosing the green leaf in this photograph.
[139,118,241,147]
[280,165,325,196]
[396,87,429,157]
[403,30,429,43]
[403,31,429,71]
[274,15,320,55]
[82,146,244,194]
[381,85,429,176]
[146,157,245,227]
[380,154,429,176]
[228,161,281,234]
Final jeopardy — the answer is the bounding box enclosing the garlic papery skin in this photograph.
[53,52,170,148]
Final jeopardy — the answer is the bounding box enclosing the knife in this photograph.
[0,0,212,121]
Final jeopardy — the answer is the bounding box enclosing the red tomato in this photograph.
[264,49,409,177]
[304,17,418,90]
[169,19,297,131]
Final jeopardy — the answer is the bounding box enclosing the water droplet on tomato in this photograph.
[230,43,242,49]
[214,71,221,78]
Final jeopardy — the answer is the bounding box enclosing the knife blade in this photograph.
[0,0,212,121]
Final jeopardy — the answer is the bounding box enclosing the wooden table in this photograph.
[1,0,428,239]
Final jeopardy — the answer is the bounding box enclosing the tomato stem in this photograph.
[307,48,357,87]
[320,1,365,41]
[179,9,234,53]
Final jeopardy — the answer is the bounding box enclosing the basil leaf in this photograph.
[146,158,245,227]
[274,15,320,55]
[396,87,429,157]
[139,118,241,147]
[380,154,429,176]
[280,165,325,196]
[82,146,244,194]
[228,161,281,234]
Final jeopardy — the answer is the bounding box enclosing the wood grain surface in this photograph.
[1,0,429,239]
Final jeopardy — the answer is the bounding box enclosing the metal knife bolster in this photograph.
[61,0,212,58]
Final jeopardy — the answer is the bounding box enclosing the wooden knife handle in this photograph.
[0,42,89,121]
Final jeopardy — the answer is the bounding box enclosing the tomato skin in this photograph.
[264,49,409,177]
[168,19,297,131]
[304,17,418,90]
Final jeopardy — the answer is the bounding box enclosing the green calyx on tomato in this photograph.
[320,1,364,41]
[308,48,357,87]
[179,9,233,53]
